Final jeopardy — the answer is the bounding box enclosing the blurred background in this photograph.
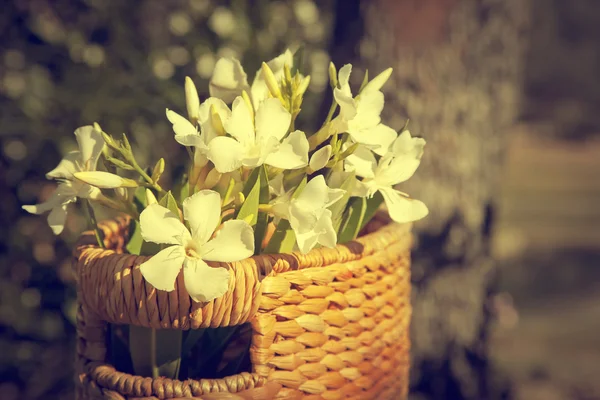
[1,0,599,399]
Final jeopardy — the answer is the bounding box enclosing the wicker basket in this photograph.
[73,213,412,400]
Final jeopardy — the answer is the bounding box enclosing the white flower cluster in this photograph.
[23,50,428,303]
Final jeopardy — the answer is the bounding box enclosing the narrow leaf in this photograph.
[264,219,296,254]
[330,173,357,232]
[254,166,270,253]
[155,329,182,379]
[125,219,143,255]
[128,325,154,378]
[338,197,367,243]
[236,168,261,226]
[358,191,384,233]
[159,191,181,221]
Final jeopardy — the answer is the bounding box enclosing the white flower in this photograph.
[22,126,104,234]
[333,64,396,156]
[208,58,250,104]
[344,130,428,224]
[209,50,296,107]
[139,190,254,302]
[166,96,232,167]
[208,97,309,173]
[272,175,345,254]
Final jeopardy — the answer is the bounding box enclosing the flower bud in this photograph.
[261,62,282,100]
[309,145,332,173]
[145,189,158,205]
[185,76,200,123]
[328,62,338,88]
[296,75,311,97]
[74,171,138,189]
[151,158,165,182]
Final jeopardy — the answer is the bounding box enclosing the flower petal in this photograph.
[47,204,69,235]
[139,245,185,292]
[22,183,77,215]
[309,145,332,172]
[344,144,377,179]
[140,204,191,246]
[294,175,329,214]
[392,130,426,159]
[166,109,203,147]
[198,97,232,142]
[201,220,254,262]
[349,90,383,132]
[182,190,221,244]
[75,125,104,171]
[225,97,254,145]
[207,136,244,173]
[351,124,397,156]
[362,67,392,93]
[376,155,422,186]
[209,57,250,104]
[255,98,291,143]
[46,151,81,180]
[294,228,319,254]
[264,130,309,170]
[379,187,428,224]
[183,258,230,302]
[334,87,357,122]
[338,64,353,95]
[315,209,337,249]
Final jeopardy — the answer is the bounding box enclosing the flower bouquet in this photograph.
[24,49,427,399]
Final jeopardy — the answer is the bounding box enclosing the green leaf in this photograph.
[125,219,160,256]
[253,166,270,253]
[155,329,182,379]
[264,219,296,254]
[128,326,182,379]
[236,168,261,226]
[125,219,143,255]
[158,191,181,219]
[132,186,147,214]
[330,172,357,232]
[338,191,385,243]
[338,197,367,244]
[358,191,384,233]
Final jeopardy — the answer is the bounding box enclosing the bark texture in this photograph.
[331,0,531,398]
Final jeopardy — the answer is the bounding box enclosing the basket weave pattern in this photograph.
[73,215,412,399]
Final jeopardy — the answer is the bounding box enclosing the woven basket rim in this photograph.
[73,212,412,330]
[74,211,410,272]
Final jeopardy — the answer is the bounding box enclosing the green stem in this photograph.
[324,100,338,125]
[286,167,308,181]
[84,200,105,248]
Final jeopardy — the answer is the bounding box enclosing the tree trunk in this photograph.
[331,0,530,398]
